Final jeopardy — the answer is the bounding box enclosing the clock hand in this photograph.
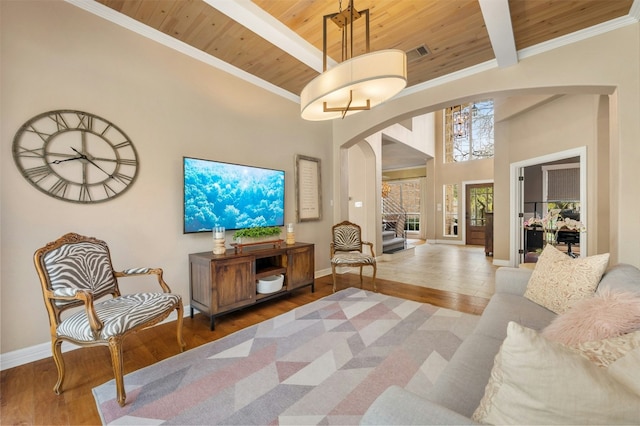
[51,156,84,164]
[85,157,114,178]
[71,147,86,158]
[71,147,113,178]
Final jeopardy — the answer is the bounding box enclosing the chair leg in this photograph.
[371,264,377,292]
[331,264,338,293]
[175,302,186,352]
[359,266,364,288]
[108,338,127,407]
[51,339,65,395]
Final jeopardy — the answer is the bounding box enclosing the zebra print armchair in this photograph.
[330,221,377,292]
[33,232,186,407]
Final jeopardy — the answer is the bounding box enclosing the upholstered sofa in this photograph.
[361,253,640,424]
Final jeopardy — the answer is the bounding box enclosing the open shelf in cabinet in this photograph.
[255,255,286,280]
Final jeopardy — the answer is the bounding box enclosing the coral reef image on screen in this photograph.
[183,157,285,233]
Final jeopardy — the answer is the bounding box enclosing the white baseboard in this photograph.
[0,306,188,371]
[492,258,511,267]
[0,341,55,371]
[315,268,331,278]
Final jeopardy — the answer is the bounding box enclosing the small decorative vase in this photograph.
[286,223,295,245]
[212,226,226,255]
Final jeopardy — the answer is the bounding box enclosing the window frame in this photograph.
[443,183,458,237]
[444,100,494,163]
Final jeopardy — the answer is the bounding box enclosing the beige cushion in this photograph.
[472,322,640,425]
[524,245,609,314]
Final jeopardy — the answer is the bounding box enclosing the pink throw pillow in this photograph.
[542,289,640,345]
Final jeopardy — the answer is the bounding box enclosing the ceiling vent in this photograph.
[406,45,430,62]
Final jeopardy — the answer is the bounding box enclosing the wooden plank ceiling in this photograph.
[97,0,633,97]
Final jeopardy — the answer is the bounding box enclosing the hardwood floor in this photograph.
[1,272,489,425]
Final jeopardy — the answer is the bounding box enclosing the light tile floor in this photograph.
[365,241,498,299]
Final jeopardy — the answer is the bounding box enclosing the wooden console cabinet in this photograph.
[189,242,314,329]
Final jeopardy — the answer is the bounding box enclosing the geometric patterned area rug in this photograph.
[93,287,479,425]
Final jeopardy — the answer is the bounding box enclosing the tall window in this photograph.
[444,184,458,236]
[444,100,494,163]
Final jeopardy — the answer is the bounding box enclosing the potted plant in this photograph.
[232,226,282,244]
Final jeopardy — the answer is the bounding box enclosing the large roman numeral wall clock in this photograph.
[12,110,139,204]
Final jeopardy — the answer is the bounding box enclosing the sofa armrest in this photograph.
[495,267,533,296]
[360,386,478,425]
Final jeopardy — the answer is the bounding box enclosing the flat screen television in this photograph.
[183,157,285,233]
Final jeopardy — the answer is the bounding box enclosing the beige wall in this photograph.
[0,1,333,355]
[496,94,605,261]
[331,23,640,267]
[347,141,377,245]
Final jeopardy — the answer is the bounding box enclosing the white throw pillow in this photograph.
[524,244,609,314]
[472,322,640,425]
